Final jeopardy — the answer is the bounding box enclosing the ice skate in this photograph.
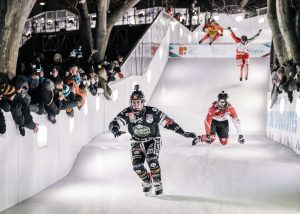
[153,182,163,196]
[142,181,152,196]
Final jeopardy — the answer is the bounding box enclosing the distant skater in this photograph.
[228,27,262,81]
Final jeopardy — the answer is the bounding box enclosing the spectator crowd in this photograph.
[270,60,300,109]
[0,48,124,136]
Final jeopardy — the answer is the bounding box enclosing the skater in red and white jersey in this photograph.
[228,27,262,81]
[193,91,245,145]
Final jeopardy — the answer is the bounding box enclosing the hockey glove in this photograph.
[238,135,245,144]
[183,132,197,139]
[113,130,125,138]
[192,136,201,146]
[111,126,125,138]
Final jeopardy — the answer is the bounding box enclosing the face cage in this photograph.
[218,100,227,108]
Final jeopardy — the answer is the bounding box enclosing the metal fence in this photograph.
[121,11,172,77]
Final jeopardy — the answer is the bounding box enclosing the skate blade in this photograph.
[155,194,163,199]
[145,191,152,196]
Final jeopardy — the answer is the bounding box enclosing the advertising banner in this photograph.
[169,43,271,58]
[267,92,300,155]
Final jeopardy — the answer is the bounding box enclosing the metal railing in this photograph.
[121,11,172,77]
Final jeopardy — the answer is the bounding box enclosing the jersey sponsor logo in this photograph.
[132,124,151,137]
[127,112,136,123]
[150,163,157,168]
[164,118,174,125]
[146,114,153,123]
[134,150,140,155]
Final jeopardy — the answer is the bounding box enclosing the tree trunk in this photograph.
[237,0,249,11]
[277,0,300,63]
[78,1,93,61]
[0,0,36,78]
[94,0,141,63]
[267,0,287,64]
[95,0,108,62]
[296,9,300,45]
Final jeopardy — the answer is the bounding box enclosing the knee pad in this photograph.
[220,138,228,145]
[147,156,161,182]
[132,163,147,176]
[147,156,159,169]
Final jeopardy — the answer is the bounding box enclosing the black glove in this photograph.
[111,126,125,138]
[114,130,125,138]
[238,135,245,144]
[183,132,196,138]
[192,136,201,146]
[205,134,212,144]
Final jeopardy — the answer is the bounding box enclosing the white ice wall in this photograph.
[267,92,300,155]
[0,95,105,211]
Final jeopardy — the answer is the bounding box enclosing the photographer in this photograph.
[288,64,300,92]
[279,60,295,103]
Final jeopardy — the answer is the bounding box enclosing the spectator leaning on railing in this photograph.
[0,82,16,134]
[288,64,300,93]
[10,76,39,136]
[2,45,128,136]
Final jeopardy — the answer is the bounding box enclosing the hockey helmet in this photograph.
[241,35,248,43]
[217,91,228,109]
[130,85,145,113]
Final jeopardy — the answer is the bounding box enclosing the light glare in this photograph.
[147,70,152,83]
[113,90,119,101]
[235,16,243,22]
[279,98,285,114]
[37,125,47,148]
[258,17,265,23]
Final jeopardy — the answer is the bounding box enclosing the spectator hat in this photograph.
[42,79,54,90]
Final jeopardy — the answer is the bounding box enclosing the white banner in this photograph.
[169,43,271,58]
[266,92,300,155]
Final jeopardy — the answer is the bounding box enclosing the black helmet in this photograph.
[241,35,248,43]
[130,85,145,102]
[217,91,228,109]
[130,85,145,113]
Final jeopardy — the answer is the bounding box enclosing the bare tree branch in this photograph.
[267,0,288,64]
[237,0,249,11]
[277,0,300,63]
[108,0,141,26]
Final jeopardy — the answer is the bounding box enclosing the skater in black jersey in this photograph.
[109,85,196,196]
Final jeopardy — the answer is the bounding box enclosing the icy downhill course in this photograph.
[2,58,300,214]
